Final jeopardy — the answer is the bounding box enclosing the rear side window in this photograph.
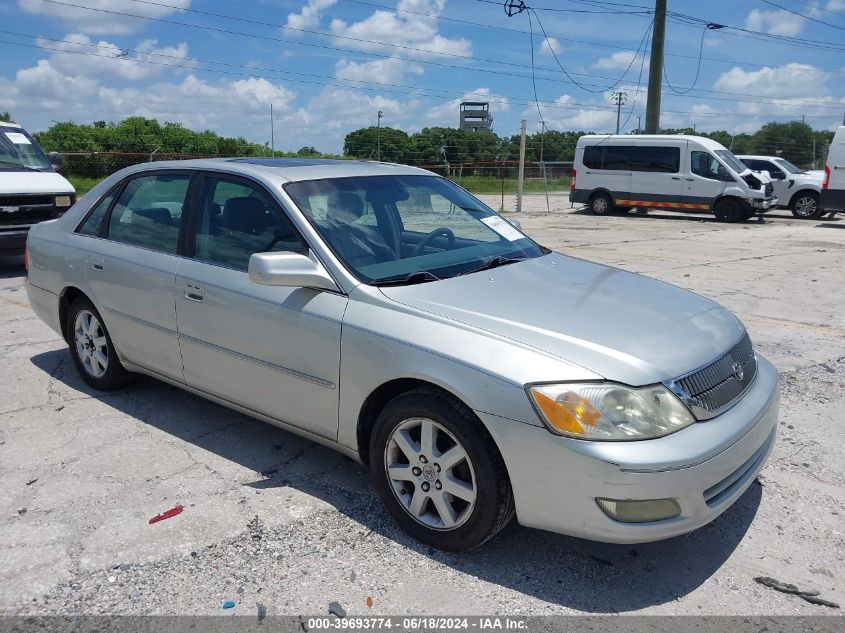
[631,146,679,173]
[105,174,190,254]
[77,189,116,236]
[582,145,633,170]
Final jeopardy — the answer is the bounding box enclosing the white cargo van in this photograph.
[0,121,76,255]
[570,135,777,222]
[820,126,845,214]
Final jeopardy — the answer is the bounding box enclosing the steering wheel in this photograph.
[410,227,455,257]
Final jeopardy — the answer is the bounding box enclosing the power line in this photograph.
[758,0,845,33]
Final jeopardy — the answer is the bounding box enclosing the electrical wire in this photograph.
[662,24,707,95]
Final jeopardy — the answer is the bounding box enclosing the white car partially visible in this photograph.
[737,154,824,219]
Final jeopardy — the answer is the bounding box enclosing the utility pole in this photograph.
[376,110,383,162]
[637,116,641,133]
[270,104,275,156]
[517,119,527,213]
[611,91,627,134]
[645,0,667,134]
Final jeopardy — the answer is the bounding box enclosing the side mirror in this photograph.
[48,151,62,169]
[248,251,339,292]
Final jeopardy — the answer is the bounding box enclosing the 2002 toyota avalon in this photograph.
[25,158,778,551]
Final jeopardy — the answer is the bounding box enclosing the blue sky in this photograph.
[1,0,844,153]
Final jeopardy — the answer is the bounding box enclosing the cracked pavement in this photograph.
[0,199,843,616]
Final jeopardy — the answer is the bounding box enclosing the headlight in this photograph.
[526,382,694,441]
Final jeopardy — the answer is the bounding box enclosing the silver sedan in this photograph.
[25,158,778,551]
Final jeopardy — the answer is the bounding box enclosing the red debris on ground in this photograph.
[148,504,184,525]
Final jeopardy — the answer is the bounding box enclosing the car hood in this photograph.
[379,253,744,386]
[0,171,75,195]
[790,172,824,185]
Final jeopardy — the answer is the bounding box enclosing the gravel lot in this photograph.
[1,197,843,617]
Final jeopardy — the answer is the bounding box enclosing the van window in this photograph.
[691,151,730,180]
[582,145,633,170]
[631,146,679,173]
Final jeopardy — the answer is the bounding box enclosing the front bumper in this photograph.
[479,355,779,543]
[751,196,777,210]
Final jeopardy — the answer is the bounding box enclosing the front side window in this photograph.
[690,151,730,180]
[193,176,308,271]
[774,158,803,174]
[106,174,190,254]
[285,175,545,284]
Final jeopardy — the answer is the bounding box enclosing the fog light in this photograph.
[596,498,681,523]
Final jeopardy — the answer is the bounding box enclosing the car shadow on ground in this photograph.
[31,348,760,613]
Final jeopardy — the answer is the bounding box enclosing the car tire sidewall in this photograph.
[790,192,821,219]
[589,192,613,215]
[714,198,743,222]
[66,298,130,390]
[369,390,512,551]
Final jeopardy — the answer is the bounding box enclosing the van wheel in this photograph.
[714,198,744,223]
[790,192,821,219]
[370,388,515,551]
[588,192,613,215]
[66,297,132,390]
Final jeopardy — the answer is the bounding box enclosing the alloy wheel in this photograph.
[794,196,817,218]
[73,310,108,378]
[384,417,477,530]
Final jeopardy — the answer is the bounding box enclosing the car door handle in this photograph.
[90,257,105,271]
[671,176,681,180]
[185,284,204,302]
[685,178,695,181]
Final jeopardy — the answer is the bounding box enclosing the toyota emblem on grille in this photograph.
[732,362,744,381]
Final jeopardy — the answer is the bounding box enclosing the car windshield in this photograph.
[714,150,748,175]
[285,175,545,284]
[0,126,53,172]
[774,158,804,174]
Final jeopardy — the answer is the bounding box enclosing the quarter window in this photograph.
[193,176,308,271]
[77,189,117,236]
[105,174,190,254]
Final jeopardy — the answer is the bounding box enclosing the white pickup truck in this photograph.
[736,154,824,219]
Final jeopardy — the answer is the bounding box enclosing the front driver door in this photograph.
[175,173,346,440]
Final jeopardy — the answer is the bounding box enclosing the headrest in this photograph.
[327,192,364,223]
[133,207,172,225]
[222,197,266,232]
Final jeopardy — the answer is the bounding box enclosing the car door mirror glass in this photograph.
[248,251,339,292]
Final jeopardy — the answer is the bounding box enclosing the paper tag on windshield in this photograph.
[481,215,523,241]
[4,132,31,145]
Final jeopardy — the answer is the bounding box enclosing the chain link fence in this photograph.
[56,152,573,199]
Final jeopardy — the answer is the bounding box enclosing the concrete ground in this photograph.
[1,197,843,617]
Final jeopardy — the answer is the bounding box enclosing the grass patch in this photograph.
[68,177,103,196]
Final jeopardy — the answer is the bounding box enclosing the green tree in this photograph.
[343,126,409,162]
[297,146,319,156]
[0,111,14,123]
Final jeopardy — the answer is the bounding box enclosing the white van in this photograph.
[1,121,76,255]
[570,135,777,222]
[820,126,845,214]
[736,154,824,219]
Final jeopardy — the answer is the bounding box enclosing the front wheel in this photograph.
[714,198,745,223]
[370,389,515,551]
[67,297,132,390]
[790,192,822,219]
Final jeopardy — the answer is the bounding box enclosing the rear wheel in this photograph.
[714,198,744,223]
[588,191,613,216]
[790,191,822,219]
[67,297,132,390]
[370,389,514,551]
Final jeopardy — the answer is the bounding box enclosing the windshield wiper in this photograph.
[456,255,527,277]
[372,270,442,286]
[0,160,45,172]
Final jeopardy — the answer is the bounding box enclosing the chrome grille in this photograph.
[671,333,757,419]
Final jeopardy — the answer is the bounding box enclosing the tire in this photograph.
[369,388,515,551]
[790,191,822,219]
[714,198,744,223]
[588,191,613,216]
[66,297,132,390]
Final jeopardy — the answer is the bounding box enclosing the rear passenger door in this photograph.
[629,143,683,205]
[85,171,194,382]
[175,173,346,440]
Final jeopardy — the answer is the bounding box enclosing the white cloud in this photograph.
[284,0,337,34]
[18,0,192,35]
[424,87,508,128]
[714,63,827,100]
[335,57,423,84]
[35,33,192,81]
[593,51,642,70]
[745,8,805,36]
[329,0,471,58]
[827,0,845,10]
[539,37,561,56]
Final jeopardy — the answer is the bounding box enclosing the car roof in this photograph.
[735,155,781,160]
[0,121,23,129]
[120,157,434,183]
[576,134,727,151]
